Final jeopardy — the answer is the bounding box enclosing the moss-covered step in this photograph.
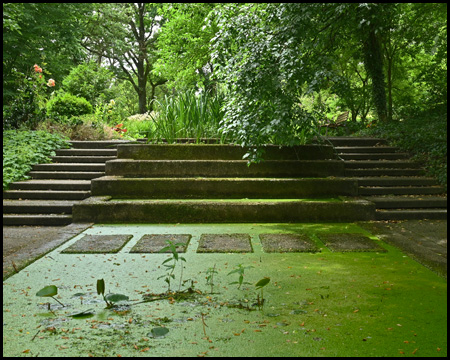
[105,159,345,178]
[90,176,358,198]
[117,144,336,160]
[72,197,375,223]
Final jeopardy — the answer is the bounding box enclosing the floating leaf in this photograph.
[290,309,307,315]
[97,279,105,296]
[105,293,129,303]
[68,309,95,318]
[149,327,169,338]
[255,277,270,289]
[36,285,58,297]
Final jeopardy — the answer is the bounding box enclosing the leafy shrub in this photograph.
[3,130,70,189]
[46,92,93,120]
[62,61,115,106]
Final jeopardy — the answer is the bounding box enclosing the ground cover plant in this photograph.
[3,129,70,190]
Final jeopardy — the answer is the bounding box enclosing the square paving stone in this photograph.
[61,234,133,254]
[129,234,191,253]
[197,233,253,253]
[259,233,319,253]
[317,233,387,252]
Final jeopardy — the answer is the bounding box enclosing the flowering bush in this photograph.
[3,63,55,129]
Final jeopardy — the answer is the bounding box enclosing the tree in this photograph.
[62,61,115,106]
[81,3,166,114]
[153,3,219,92]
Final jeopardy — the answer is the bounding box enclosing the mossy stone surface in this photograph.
[259,233,319,253]
[129,234,191,253]
[317,233,387,252]
[197,233,253,253]
[60,234,133,254]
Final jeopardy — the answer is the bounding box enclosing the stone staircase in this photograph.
[3,141,131,226]
[72,143,376,223]
[4,137,446,225]
[326,137,447,220]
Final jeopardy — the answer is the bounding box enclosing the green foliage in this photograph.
[3,130,70,189]
[227,264,254,289]
[205,264,218,294]
[3,64,55,129]
[148,89,227,143]
[158,240,187,293]
[154,3,218,92]
[36,285,65,307]
[212,4,329,161]
[96,278,129,308]
[62,61,116,106]
[3,3,91,108]
[255,277,270,309]
[46,92,93,120]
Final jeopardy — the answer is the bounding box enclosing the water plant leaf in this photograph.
[36,285,58,297]
[150,327,169,338]
[105,293,129,303]
[255,277,270,289]
[97,279,105,296]
[68,309,95,318]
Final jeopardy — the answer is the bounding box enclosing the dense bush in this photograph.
[62,61,116,106]
[46,92,93,119]
[3,130,70,189]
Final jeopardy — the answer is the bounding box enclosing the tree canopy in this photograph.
[3,3,447,147]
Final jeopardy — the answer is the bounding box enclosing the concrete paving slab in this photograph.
[259,233,319,253]
[197,233,253,253]
[61,234,133,254]
[317,233,387,252]
[129,234,191,253]
[3,223,446,357]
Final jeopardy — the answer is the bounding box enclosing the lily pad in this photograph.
[36,285,58,297]
[105,293,129,303]
[68,309,95,319]
[255,277,270,289]
[149,327,169,338]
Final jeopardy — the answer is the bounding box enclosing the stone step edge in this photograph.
[3,214,73,226]
[364,197,447,209]
[375,209,447,220]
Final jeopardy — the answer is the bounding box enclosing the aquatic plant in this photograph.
[227,264,254,289]
[36,285,65,307]
[158,240,187,293]
[96,278,129,308]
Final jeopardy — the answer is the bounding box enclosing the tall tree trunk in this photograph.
[137,61,147,114]
[387,56,393,121]
[363,30,388,122]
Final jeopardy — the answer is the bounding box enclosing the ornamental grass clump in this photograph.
[148,89,227,142]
